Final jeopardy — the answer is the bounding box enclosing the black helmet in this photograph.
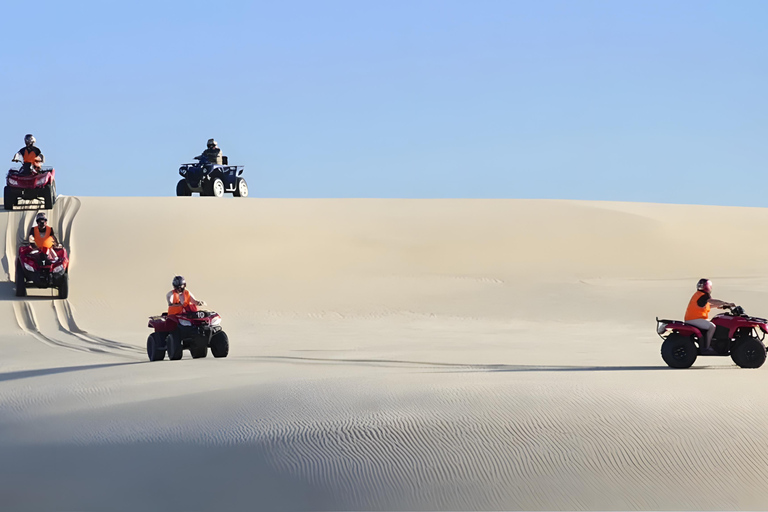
[172,275,186,292]
[207,138,217,149]
[35,212,48,224]
[696,278,711,291]
[24,134,35,146]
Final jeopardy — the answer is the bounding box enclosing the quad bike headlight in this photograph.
[52,264,64,273]
[35,176,47,187]
[8,178,18,186]
[23,263,34,272]
[179,319,191,326]
[179,168,187,175]
[210,316,221,326]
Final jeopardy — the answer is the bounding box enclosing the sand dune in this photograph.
[2,197,768,510]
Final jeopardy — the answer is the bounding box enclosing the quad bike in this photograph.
[4,163,57,210]
[176,155,248,197]
[16,243,69,299]
[146,302,229,361]
[656,305,768,368]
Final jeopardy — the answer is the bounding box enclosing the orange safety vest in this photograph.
[685,291,711,321]
[22,148,39,164]
[34,226,55,250]
[168,290,192,315]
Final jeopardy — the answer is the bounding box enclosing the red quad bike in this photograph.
[656,305,768,369]
[4,164,57,210]
[146,303,229,361]
[15,244,69,299]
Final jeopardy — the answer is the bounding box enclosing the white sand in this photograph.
[2,197,768,510]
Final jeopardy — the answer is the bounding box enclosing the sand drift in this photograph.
[2,198,768,510]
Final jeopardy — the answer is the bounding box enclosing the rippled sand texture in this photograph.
[3,198,768,511]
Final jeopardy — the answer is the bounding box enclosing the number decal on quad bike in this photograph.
[196,311,205,318]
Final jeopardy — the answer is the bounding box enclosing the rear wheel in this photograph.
[147,333,166,361]
[661,333,697,368]
[731,336,766,368]
[191,345,208,359]
[43,182,54,210]
[57,272,69,299]
[4,186,15,210]
[176,179,191,196]
[233,178,248,197]
[210,331,229,358]
[15,262,26,297]
[167,332,183,360]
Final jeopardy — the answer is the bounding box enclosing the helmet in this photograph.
[697,278,712,292]
[24,134,35,146]
[207,138,217,149]
[172,275,186,292]
[35,212,48,223]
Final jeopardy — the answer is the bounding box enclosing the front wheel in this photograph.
[661,333,697,368]
[731,337,767,368]
[191,345,208,359]
[176,179,191,196]
[15,262,27,297]
[147,332,166,361]
[233,178,248,197]
[57,272,69,299]
[210,331,229,358]
[167,332,183,360]
[208,177,225,198]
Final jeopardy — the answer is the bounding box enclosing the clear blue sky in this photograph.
[1,0,765,204]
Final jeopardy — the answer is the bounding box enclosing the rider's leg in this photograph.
[686,319,716,349]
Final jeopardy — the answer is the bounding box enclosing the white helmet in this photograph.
[24,134,35,146]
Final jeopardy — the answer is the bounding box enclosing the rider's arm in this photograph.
[28,228,35,244]
[12,152,21,162]
[709,298,733,308]
[166,290,174,306]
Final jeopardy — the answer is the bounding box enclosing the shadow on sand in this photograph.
[0,362,142,383]
[0,281,61,301]
[252,355,735,372]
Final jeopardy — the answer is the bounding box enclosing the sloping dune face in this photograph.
[3,198,768,510]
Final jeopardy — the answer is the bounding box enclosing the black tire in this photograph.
[210,331,229,358]
[15,262,26,297]
[57,272,69,299]
[176,179,192,196]
[191,345,208,359]
[661,333,697,369]
[43,183,54,210]
[731,336,767,369]
[4,186,15,210]
[167,331,183,360]
[233,178,248,197]
[147,332,166,361]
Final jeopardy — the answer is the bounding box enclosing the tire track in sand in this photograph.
[5,197,142,358]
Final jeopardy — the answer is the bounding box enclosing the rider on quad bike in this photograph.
[684,278,735,355]
[167,275,204,315]
[197,138,223,165]
[28,212,61,259]
[12,134,44,175]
